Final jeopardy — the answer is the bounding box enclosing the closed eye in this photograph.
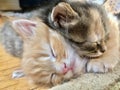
[50,46,56,58]
[69,39,85,45]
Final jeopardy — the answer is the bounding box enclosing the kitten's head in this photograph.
[50,2,110,58]
[12,18,85,86]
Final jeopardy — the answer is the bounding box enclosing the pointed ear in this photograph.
[51,2,79,29]
[104,0,120,14]
[12,19,37,39]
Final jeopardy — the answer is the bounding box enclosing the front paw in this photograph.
[87,59,118,73]
[12,69,25,78]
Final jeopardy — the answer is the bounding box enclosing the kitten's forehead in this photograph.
[89,8,101,20]
[71,2,107,40]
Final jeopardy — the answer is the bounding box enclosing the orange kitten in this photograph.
[12,18,87,86]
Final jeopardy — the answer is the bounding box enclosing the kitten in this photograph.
[12,18,87,86]
[1,1,119,74]
[49,2,120,73]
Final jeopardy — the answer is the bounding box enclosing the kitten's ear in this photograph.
[51,2,79,29]
[12,19,37,39]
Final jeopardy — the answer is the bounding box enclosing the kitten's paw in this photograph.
[12,69,25,78]
[87,59,118,73]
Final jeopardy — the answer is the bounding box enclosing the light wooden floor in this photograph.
[0,44,48,90]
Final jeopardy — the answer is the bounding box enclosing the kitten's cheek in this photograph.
[54,63,65,74]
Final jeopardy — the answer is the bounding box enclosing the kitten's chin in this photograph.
[82,52,103,59]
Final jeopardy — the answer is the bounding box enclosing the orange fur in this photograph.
[12,18,87,87]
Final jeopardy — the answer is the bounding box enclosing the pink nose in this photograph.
[63,63,73,74]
